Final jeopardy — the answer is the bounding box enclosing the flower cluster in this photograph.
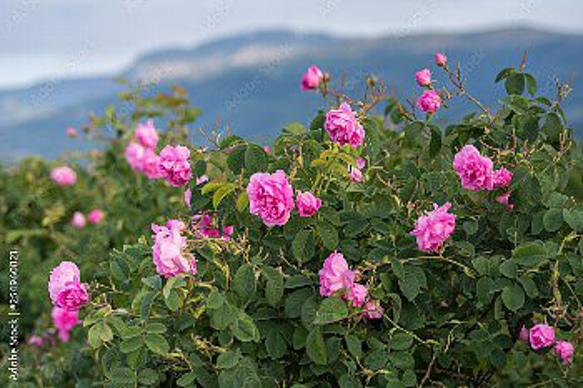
[152,219,197,278]
[523,324,575,365]
[70,209,105,229]
[48,261,89,311]
[453,145,513,192]
[411,202,457,253]
[125,121,161,179]
[193,213,234,240]
[324,102,365,148]
[319,252,383,319]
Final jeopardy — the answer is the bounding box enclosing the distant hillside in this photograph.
[0,27,581,162]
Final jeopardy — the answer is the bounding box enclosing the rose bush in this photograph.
[2,57,583,387]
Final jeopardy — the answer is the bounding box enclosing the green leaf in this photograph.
[429,125,442,158]
[120,336,144,353]
[499,260,517,278]
[236,191,249,212]
[211,302,235,330]
[244,145,268,173]
[317,221,339,250]
[145,323,167,334]
[292,229,311,263]
[234,265,256,301]
[145,333,170,355]
[140,291,157,320]
[213,183,236,209]
[505,73,525,95]
[266,330,288,359]
[495,68,514,82]
[345,334,362,359]
[164,289,181,311]
[524,73,537,96]
[88,324,102,349]
[207,290,225,309]
[109,367,137,386]
[513,243,548,267]
[563,209,583,232]
[543,208,563,232]
[138,368,159,386]
[390,332,414,351]
[177,372,196,387]
[306,327,327,365]
[217,350,240,369]
[263,267,284,307]
[231,311,260,342]
[314,297,349,325]
[501,285,525,312]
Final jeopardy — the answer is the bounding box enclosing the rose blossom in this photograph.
[411,202,456,253]
[141,148,161,179]
[520,325,529,342]
[415,69,432,86]
[529,324,556,350]
[193,214,234,240]
[362,300,384,319]
[48,261,89,311]
[265,146,271,154]
[157,145,193,187]
[554,341,574,365]
[152,219,197,278]
[324,102,365,148]
[51,166,77,187]
[493,167,513,188]
[301,65,324,90]
[349,166,363,182]
[356,157,366,170]
[296,192,321,217]
[346,283,368,307]
[435,53,447,67]
[319,251,356,297]
[247,170,295,227]
[134,120,158,149]
[196,175,209,185]
[453,145,494,191]
[88,209,105,224]
[52,306,80,343]
[417,90,441,114]
[71,212,86,229]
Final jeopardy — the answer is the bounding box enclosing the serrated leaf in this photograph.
[306,327,327,365]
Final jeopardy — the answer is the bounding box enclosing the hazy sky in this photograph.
[1,0,582,88]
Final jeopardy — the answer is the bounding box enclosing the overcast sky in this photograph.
[1,0,582,88]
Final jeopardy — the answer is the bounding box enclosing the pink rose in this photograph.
[554,341,574,365]
[301,65,324,90]
[493,167,513,188]
[529,324,556,350]
[247,170,295,227]
[453,145,494,191]
[325,102,365,148]
[362,300,384,319]
[435,53,447,67]
[417,90,441,114]
[51,166,77,187]
[349,166,363,182]
[134,120,158,149]
[184,188,192,208]
[496,192,511,205]
[71,212,86,229]
[193,213,233,240]
[66,127,77,138]
[415,69,432,87]
[48,261,89,311]
[411,202,456,253]
[346,283,368,307]
[264,146,271,154]
[356,157,366,170]
[87,209,105,224]
[52,306,80,343]
[125,142,145,172]
[296,192,321,217]
[319,251,356,297]
[152,219,197,278]
[157,145,193,187]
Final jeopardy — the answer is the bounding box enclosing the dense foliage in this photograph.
[2,56,583,387]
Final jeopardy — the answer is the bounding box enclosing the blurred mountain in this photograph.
[1,27,581,162]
